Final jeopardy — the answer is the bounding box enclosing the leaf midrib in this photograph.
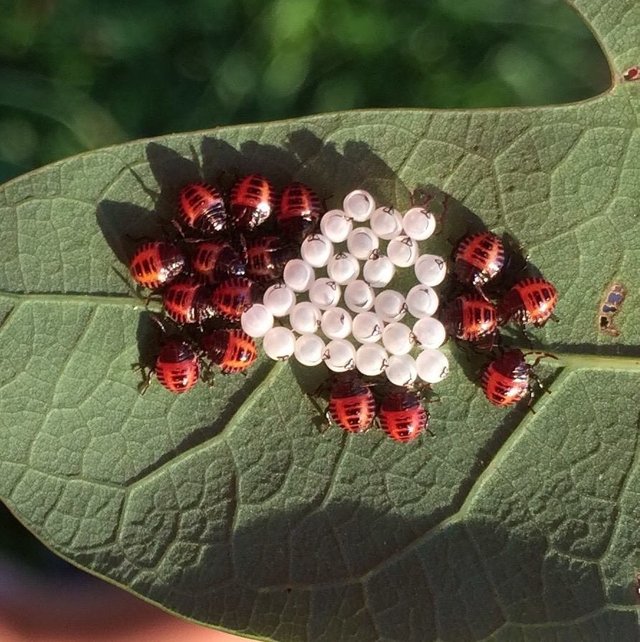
[3,294,639,368]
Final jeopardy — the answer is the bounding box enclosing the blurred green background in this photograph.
[1,0,610,186]
[0,0,609,574]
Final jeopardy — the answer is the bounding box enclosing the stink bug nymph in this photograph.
[190,240,247,283]
[378,387,429,443]
[178,182,228,235]
[245,236,298,282]
[201,329,258,374]
[481,349,555,407]
[162,277,216,325]
[277,182,323,239]
[211,277,260,320]
[327,373,376,434]
[135,338,201,394]
[452,231,505,291]
[129,241,186,290]
[230,174,275,231]
[442,293,498,343]
[498,277,558,327]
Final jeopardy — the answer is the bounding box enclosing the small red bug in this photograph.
[442,293,498,343]
[327,373,376,433]
[453,231,505,290]
[378,388,429,443]
[229,174,275,231]
[178,182,228,235]
[162,277,216,325]
[481,349,533,407]
[245,236,298,282]
[137,338,201,394]
[498,277,558,327]
[190,240,247,283]
[129,241,186,290]
[277,182,323,239]
[201,329,257,374]
[211,277,259,320]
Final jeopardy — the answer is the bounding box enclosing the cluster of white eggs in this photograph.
[240,189,449,386]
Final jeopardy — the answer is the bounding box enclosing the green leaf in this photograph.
[2,0,640,639]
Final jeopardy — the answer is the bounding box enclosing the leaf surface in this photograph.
[1,0,640,639]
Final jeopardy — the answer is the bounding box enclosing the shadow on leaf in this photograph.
[101,492,629,641]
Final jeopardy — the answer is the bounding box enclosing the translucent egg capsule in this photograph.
[347,227,379,260]
[320,209,353,243]
[289,301,321,334]
[343,189,375,222]
[412,317,446,349]
[402,207,436,241]
[323,339,357,372]
[382,322,414,355]
[344,280,375,313]
[327,252,360,285]
[300,233,334,268]
[406,285,439,318]
[374,290,407,323]
[320,307,353,340]
[294,333,326,367]
[355,344,389,376]
[283,259,315,292]
[385,354,418,387]
[309,277,341,309]
[240,304,274,338]
[416,349,449,383]
[263,283,296,317]
[387,235,419,268]
[414,254,447,286]
[363,253,395,288]
[351,312,384,344]
[370,206,403,240]
[262,327,296,361]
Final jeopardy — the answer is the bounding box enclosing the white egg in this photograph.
[263,284,296,317]
[309,277,341,309]
[262,327,296,361]
[289,302,322,334]
[343,189,375,222]
[347,227,379,260]
[416,349,449,383]
[402,207,436,240]
[374,290,407,322]
[355,344,389,376]
[327,252,360,285]
[320,209,353,243]
[294,334,326,367]
[351,312,384,344]
[406,285,439,318]
[320,307,353,340]
[382,322,414,355]
[300,234,334,268]
[385,354,418,386]
[387,235,419,267]
[414,254,447,286]
[323,339,357,372]
[370,206,403,240]
[344,280,376,313]
[283,259,315,292]
[363,253,395,288]
[412,317,447,349]
[240,304,274,338]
